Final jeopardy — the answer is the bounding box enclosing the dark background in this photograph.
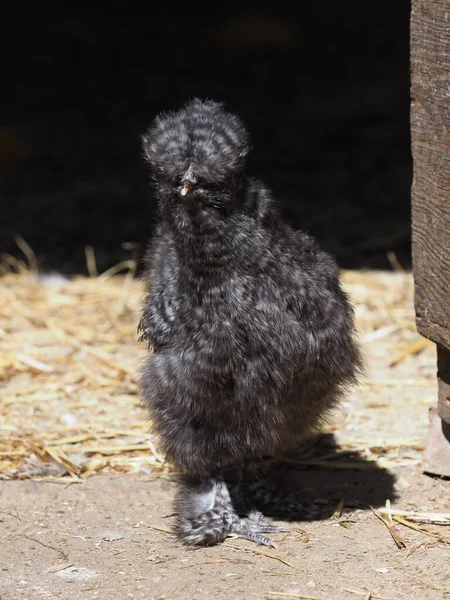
[1,3,412,275]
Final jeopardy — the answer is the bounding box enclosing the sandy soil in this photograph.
[1,464,449,600]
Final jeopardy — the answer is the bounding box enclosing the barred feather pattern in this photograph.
[138,98,363,546]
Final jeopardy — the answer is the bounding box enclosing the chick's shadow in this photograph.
[241,433,397,522]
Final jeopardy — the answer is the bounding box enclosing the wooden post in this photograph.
[411,0,450,476]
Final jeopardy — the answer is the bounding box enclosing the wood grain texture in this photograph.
[411,0,450,349]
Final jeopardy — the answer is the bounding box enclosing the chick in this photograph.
[138,99,362,547]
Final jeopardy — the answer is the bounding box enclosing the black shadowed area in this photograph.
[0,2,411,274]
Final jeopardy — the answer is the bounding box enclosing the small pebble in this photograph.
[103,532,124,542]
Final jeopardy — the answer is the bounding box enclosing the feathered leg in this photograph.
[174,474,280,547]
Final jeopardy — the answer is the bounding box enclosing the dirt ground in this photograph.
[1,271,450,600]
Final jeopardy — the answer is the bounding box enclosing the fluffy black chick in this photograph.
[138,98,362,547]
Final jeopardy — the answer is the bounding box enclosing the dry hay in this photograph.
[0,258,155,480]
[0,253,438,483]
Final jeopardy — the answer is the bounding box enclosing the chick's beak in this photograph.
[180,183,192,197]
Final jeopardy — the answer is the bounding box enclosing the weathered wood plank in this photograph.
[411,0,450,350]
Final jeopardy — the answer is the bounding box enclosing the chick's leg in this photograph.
[175,474,278,547]
[175,475,236,546]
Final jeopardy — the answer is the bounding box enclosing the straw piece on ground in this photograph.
[370,506,406,549]
[389,337,433,367]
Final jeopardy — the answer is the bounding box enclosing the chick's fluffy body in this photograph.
[139,99,361,477]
